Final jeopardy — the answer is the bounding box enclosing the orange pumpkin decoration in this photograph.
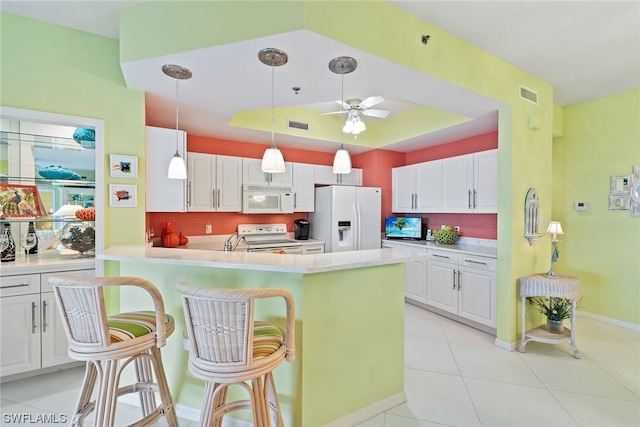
[162,230,180,248]
[75,206,96,221]
[179,232,188,246]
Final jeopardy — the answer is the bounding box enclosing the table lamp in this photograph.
[543,221,564,278]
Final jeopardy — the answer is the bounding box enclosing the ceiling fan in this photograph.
[323,96,390,135]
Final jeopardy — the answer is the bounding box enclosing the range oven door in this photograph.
[248,245,302,255]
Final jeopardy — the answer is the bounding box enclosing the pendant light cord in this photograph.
[175,72,180,155]
[340,64,345,149]
[271,57,276,148]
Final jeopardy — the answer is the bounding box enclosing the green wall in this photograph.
[552,88,640,324]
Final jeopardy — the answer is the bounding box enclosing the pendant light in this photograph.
[258,48,288,173]
[329,56,357,174]
[162,64,192,180]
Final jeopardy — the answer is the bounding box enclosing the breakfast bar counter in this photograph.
[99,245,418,426]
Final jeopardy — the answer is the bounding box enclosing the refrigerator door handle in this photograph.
[354,203,361,250]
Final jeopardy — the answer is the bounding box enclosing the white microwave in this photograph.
[242,185,294,214]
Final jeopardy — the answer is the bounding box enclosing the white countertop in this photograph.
[0,251,96,276]
[381,238,498,258]
[99,245,421,274]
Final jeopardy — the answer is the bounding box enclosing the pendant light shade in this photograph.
[333,144,352,174]
[329,56,357,174]
[162,64,192,180]
[259,48,288,173]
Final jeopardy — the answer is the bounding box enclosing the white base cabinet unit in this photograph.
[146,126,188,212]
[314,165,363,186]
[381,240,428,303]
[441,149,497,213]
[187,152,242,212]
[426,248,496,328]
[0,268,95,377]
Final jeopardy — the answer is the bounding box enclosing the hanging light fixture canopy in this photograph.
[258,48,288,174]
[162,64,192,180]
[329,56,357,174]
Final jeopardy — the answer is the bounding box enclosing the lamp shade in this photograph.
[546,221,564,241]
[167,153,187,179]
[333,147,352,174]
[52,204,82,217]
[261,146,286,173]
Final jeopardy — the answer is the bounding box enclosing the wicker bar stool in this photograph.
[177,282,295,427]
[49,274,179,427]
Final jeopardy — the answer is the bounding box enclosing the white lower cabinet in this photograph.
[381,240,427,303]
[0,268,95,377]
[427,249,496,328]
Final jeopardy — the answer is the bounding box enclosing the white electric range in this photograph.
[238,223,302,254]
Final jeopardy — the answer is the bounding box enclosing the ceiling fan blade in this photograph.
[321,110,348,116]
[360,95,384,109]
[335,100,350,110]
[362,109,390,118]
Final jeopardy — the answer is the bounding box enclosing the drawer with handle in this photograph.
[0,274,40,297]
[428,249,459,265]
[459,255,496,271]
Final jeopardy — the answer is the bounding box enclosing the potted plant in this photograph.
[532,297,573,333]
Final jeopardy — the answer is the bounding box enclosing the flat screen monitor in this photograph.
[385,216,422,239]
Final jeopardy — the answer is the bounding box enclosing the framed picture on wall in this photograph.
[109,184,137,208]
[110,154,138,178]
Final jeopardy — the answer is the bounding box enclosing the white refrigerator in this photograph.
[309,186,382,252]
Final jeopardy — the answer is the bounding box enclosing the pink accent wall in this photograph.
[147,131,499,239]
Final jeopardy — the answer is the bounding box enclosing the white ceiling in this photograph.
[2,1,638,154]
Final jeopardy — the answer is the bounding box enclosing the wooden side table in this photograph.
[518,274,581,359]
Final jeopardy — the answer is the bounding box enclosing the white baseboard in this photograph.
[577,310,640,331]
[494,338,517,351]
[323,391,407,427]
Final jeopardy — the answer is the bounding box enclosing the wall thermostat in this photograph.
[574,202,589,211]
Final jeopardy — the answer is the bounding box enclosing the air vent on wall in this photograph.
[288,119,309,131]
[519,85,539,105]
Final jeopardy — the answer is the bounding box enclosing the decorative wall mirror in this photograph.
[524,188,544,245]
[609,166,640,217]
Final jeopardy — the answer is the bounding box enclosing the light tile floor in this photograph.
[1,303,639,426]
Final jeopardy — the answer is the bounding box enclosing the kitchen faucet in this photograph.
[223,233,246,252]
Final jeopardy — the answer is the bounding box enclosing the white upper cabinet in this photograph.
[314,165,362,186]
[188,152,242,212]
[472,150,499,213]
[292,163,315,212]
[146,126,187,212]
[442,149,497,213]
[242,158,293,187]
[392,161,441,213]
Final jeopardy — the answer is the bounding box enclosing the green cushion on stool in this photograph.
[253,321,284,359]
[108,310,174,343]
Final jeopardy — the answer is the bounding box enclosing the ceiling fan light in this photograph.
[168,152,187,179]
[261,146,286,173]
[342,119,354,133]
[353,119,366,134]
[333,147,352,174]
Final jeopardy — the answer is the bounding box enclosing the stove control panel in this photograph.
[238,223,288,236]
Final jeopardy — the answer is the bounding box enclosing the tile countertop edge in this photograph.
[99,245,422,274]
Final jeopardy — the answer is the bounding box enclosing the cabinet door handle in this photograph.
[212,190,216,208]
[465,259,488,266]
[433,254,450,259]
[42,300,48,333]
[32,302,37,334]
[473,189,477,209]
[1,282,30,290]
[457,270,462,290]
[452,270,456,290]
[294,193,297,209]
[187,182,192,206]
[217,189,221,208]
[468,190,472,209]
[414,193,418,209]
